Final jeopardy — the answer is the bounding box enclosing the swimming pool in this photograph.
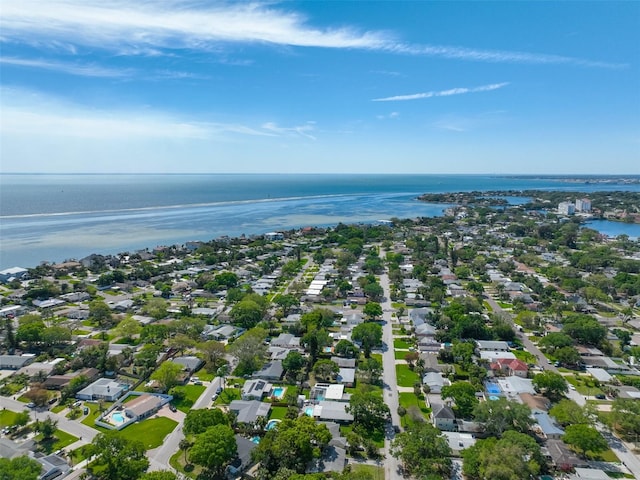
[304,406,314,416]
[265,419,281,431]
[271,387,285,399]
[489,395,500,401]
[251,436,261,444]
[485,382,501,395]
[112,412,125,424]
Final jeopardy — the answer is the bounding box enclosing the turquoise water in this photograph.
[271,387,285,399]
[304,406,314,416]
[251,436,260,444]
[112,412,125,423]
[486,382,501,395]
[2,174,638,269]
[265,419,280,430]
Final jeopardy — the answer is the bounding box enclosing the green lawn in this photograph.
[36,429,78,454]
[268,406,288,420]
[370,353,383,365]
[398,392,430,427]
[395,364,420,387]
[340,424,384,449]
[195,370,215,381]
[81,402,113,428]
[51,404,66,413]
[352,464,384,480]
[565,375,604,396]
[394,339,413,349]
[395,350,413,360]
[512,349,536,363]
[117,417,178,449]
[0,410,19,427]
[214,388,241,406]
[173,384,206,413]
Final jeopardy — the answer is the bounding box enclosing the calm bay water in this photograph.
[1,174,639,269]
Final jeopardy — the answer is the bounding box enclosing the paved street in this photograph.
[484,294,640,477]
[147,376,222,471]
[0,396,97,443]
[378,260,404,479]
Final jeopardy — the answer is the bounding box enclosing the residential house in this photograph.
[532,410,564,440]
[124,394,166,421]
[227,435,258,477]
[431,403,456,431]
[490,358,529,378]
[0,354,35,370]
[330,357,356,368]
[569,468,611,480]
[476,340,510,352]
[0,267,28,283]
[43,368,99,390]
[310,384,350,403]
[252,361,284,382]
[34,452,71,480]
[310,401,354,423]
[442,432,476,456]
[270,333,301,349]
[171,356,204,373]
[241,379,273,400]
[423,371,447,394]
[76,378,127,401]
[336,368,355,388]
[229,400,271,424]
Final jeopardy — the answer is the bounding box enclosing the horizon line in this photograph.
[1,172,639,176]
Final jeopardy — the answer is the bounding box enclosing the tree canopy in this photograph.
[462,431,545,480]
[88,432,149,480]
[252,415,331,477]
[189,424,237,475]
[183,408,228,436]
[391,422,452,479]
[472,398,533,438]
[0,456,42,480]
[351,322,382,357]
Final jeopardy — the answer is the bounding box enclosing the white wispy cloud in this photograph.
[372,82,510,102]
[376,112,400,120]
[0,87,273,139]
[0,1,623,68]
[0,57,133,78]
[262,121,316,140]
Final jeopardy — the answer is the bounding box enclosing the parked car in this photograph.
[83,407,89,415]
[169,404,177,412]
[211,394,218,402]
[595,394,606,399]
[26,402,35,408]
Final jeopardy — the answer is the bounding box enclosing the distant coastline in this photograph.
[2,174,639,270]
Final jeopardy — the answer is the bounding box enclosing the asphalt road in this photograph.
[0,396,97,443]
[377,261,404,479]
[147,376,222,471]
[484,294,640,477]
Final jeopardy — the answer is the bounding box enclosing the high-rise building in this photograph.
[558,201,575,215]
[575,198,592,212]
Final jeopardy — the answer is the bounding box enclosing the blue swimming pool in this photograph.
[266,419,281,431]
[304,406,314,416]
[271,387,285,399]
[112,412,125,423]
[251,436,260,444]
[486,382,501,395]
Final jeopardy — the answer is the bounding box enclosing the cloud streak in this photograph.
[0,1,623,68]
[0,87,276,140]
[372,82,510,102]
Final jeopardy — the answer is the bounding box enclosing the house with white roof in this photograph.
[76,378,127,401]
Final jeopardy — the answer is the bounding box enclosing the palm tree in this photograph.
[179,438,193,465]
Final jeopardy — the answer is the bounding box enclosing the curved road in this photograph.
[484,294,640,476]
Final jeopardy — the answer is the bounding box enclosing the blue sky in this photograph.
[1,1,638,174]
